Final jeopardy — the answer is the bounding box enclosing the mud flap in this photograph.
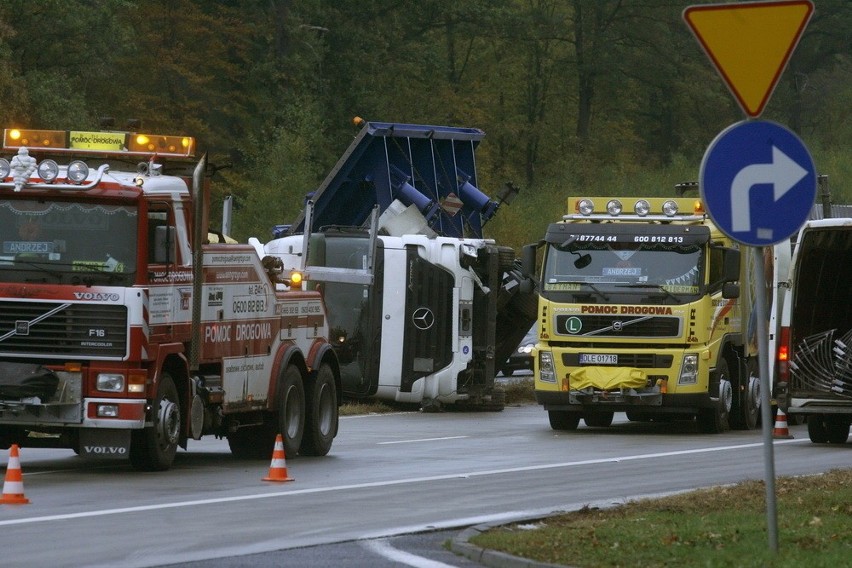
[78,429,131,460]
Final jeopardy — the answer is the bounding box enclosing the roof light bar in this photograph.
[564,197,706,221]
[3,128,195,157]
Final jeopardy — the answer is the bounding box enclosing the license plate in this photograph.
[579,353,618,365]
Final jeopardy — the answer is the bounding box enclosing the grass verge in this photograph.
[470,468,852,567]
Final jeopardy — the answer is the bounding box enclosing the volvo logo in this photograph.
[612,321,623,332]
[412,307,435,331]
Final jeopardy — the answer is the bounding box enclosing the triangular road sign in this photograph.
[683,1,814,117]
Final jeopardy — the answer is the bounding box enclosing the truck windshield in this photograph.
[542,240,704,303]
[0,200,137,285]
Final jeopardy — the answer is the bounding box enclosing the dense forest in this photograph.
[0,0,849,249]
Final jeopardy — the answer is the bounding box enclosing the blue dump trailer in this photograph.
[257,119,536,410]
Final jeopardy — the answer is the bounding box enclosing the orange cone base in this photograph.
[263,472,294,483]
[0,493,30,505]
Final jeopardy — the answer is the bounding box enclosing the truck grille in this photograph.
[555,314,681,338]
[0,301,127,358]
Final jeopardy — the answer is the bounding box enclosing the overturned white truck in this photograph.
[255,121,536,410]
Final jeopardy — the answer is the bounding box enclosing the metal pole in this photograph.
[753,245,778,552]
[222,195,233,236]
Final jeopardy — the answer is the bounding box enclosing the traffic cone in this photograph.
[0,444,30,505]
[772,408,794,440]
[262,434,294,482]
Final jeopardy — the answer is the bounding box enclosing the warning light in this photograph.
[4,129,66,148]
[128,133,194,156]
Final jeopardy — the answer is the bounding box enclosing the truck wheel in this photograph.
[300,364,338,456]
[584,412,614,427]
[626,410,652,422]
[807,415,829,443]
[497,246,517,273]
[548,410,580,431]
[697,359,732,434]
[825,417,850,444]
[731,371,759,430]
[130,373,180,471]
[227,425,274,459]
[277,365,306,457]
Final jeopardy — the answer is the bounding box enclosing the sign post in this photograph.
[684,0,815,554]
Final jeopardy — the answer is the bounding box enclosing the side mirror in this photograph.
[154,226,176,264]
[723,248,740,282]
[521,243,537,278]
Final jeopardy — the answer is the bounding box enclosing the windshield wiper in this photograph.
[13,259,63,281]
[574,281,609,302]
[615,283,678,302]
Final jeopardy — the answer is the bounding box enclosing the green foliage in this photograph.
[226,100,333,242]
[0,0,849,246]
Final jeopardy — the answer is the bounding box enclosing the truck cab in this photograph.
[524,196,758,433]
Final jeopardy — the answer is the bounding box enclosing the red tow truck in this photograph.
[0,126,340,470]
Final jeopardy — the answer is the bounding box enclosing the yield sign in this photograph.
[683,1,814,117]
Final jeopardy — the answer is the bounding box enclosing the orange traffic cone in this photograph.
[772,408,794,440]
[262,434,294,482]
[0,444,30,505]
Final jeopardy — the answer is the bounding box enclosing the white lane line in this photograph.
[361,539,456,568]
[378,436,468,445]
[0,438,805,527]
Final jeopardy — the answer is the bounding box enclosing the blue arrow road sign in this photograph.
[700,120,816,246]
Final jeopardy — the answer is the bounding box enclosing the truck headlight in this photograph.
[97,373,125,392]
[539,351,556,383]
[678,354,698,385]
[38,159,59,182]
[66,160,90,183]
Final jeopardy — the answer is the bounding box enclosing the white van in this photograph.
[779,217,852,443]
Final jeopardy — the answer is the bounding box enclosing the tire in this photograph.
[227,425,274,459]
[825,417,850,444]
[276,364,306,457]
[584,412,614,428]
[807,415,829,444]
[300,364,338,456]
[497,246,516,273]
[626,411,652,422]
[130,373,180,471]
[697,358,732,434]
[548,410,581,431]
[731,369,759,431]
[483,386,506,412]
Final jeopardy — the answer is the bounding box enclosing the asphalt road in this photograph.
[1,403,848,568]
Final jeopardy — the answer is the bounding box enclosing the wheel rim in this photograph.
[748,374,760,412]
[719,378,733,414]
[157,399,180,447]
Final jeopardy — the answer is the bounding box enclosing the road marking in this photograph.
[361,538,456,568]
[378,436,468,445]
[0,438,806,527]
